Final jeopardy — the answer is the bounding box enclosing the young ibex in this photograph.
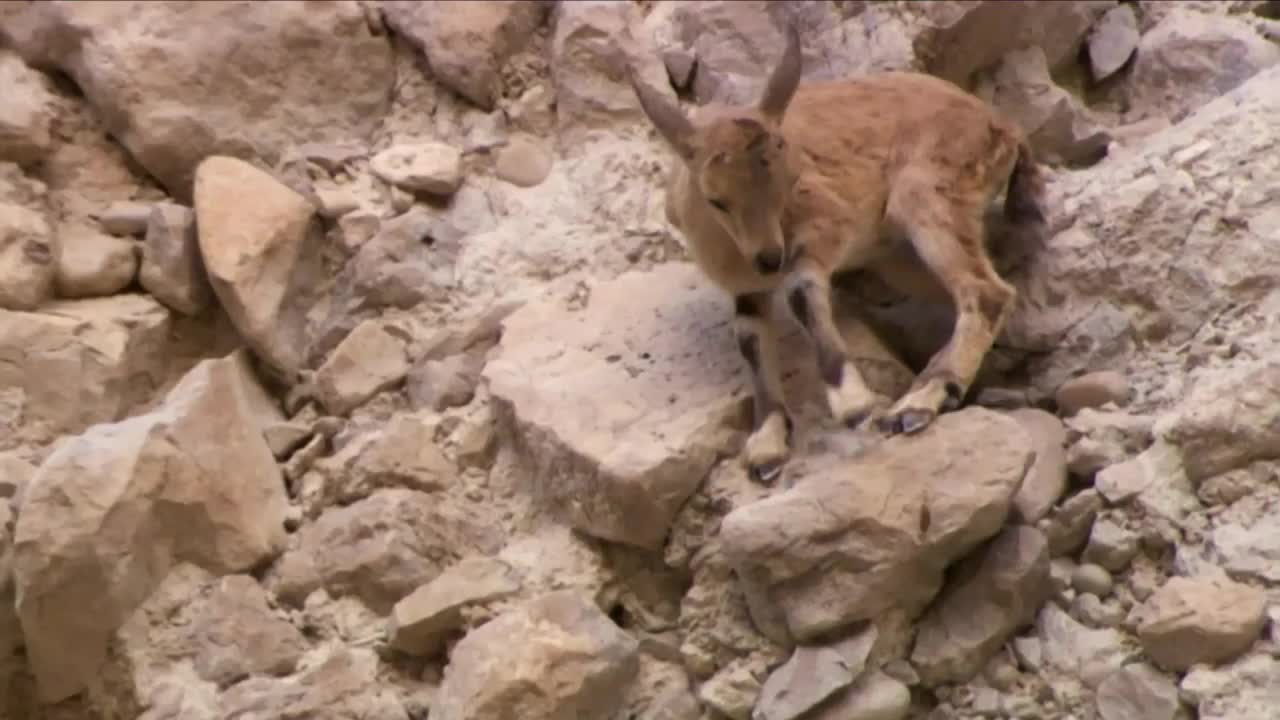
[629,25,1046,483]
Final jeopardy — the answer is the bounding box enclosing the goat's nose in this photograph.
[754,250,783,275]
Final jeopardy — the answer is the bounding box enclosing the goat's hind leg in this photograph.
[734,292,793,484]
[878,183,1015,435]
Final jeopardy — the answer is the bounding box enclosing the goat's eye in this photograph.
[708,198,729,213]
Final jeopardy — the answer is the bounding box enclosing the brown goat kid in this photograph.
[629,25,1046,483]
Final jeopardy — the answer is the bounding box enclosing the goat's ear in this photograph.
[627,65,697,160]
[759,22,802,122]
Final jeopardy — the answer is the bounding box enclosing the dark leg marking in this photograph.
[735,294,765,318]
[734,293,786,431]
[787,281,845,387]
[786,285,812,330]
[737,333,761,373]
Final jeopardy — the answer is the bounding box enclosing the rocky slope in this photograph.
[1,1,1279,719]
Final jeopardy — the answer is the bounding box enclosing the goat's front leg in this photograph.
[733,292,793,484]
[782,251,888,429]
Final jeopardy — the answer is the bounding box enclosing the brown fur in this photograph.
[629,24,1046,483]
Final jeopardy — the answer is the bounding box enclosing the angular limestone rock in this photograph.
[1136,576,1266,672]
[96,201,153,237]
[195,155,318,377]
[720,408,1034,643]
[431,590,639,720]
[387,555,522,657]
[754,626,877,720]
[0,1,393,198]
[370,142,464,196]
[485,263,750,549]
[13,350,290,702]
[1095,662,1181,720]
[381,0,548,111]
[219,646,408,720]
[139,202,212,316]
[552,0,671,135]
[312,414,455,505]
[53,223,138,299]
[1156,361,1280,482]
[0,50,55,167]
[1086,4,1139,81]
[0,198,55,311]
[0,294,171,449]
[911,525,1051,686]
[1009,408,1068,523]
[807,670,911,720]
[91,563,308,714]
[267,488,502,613]
[1125,10,1280,121]
[312,318,410,415]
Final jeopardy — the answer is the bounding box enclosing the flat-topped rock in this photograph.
[720,408,1034,643]
[483,263,747,549]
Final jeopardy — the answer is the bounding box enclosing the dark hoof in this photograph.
[843,410,873,430]
[749,461,784,485]
[942,381,965,412]
[877,409,936,436]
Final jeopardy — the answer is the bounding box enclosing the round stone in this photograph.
[1072,563,1114,597]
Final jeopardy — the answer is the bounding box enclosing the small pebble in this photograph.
[1072,593,1124,627]
[1050,558,1077,594]
[1055,370,1130,415]
[1072,563,1114,596]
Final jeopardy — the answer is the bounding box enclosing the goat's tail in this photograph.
[1005,141,1046,227]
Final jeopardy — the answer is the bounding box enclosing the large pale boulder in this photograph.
[655,0,870,106]
[551,0,674,135]
[1124,10,1280,122]
[0,197,55,311]
[0,294,171,450]
[195,155,319,378]
[719,408,1033,643]
[431,590,639,720]
[13,350,290,702]
[910,525,1051,686]
[0,50,55,167]
[483,263,746,549]
[1003,65,1280,394]
[381,0,549,111]
[981,46,1111,166]
[1155,361,1280,482]
[915,1,1116,87]
[0,0,393,198]
[486,262,911,550]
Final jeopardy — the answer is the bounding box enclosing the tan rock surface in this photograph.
[195,155,318,377]
[13,350,289,702]
[431,590,640,720]
[1136,575,1266,672]
[0,0,393,197]
[0,294,171,450]
[720,409,1033,642]
[484,263,746,549]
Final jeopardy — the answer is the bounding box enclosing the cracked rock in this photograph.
[721,408,1033,643]
[431,590,639,720]
[1136,575,1266,672]
[911,525,1051,686]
